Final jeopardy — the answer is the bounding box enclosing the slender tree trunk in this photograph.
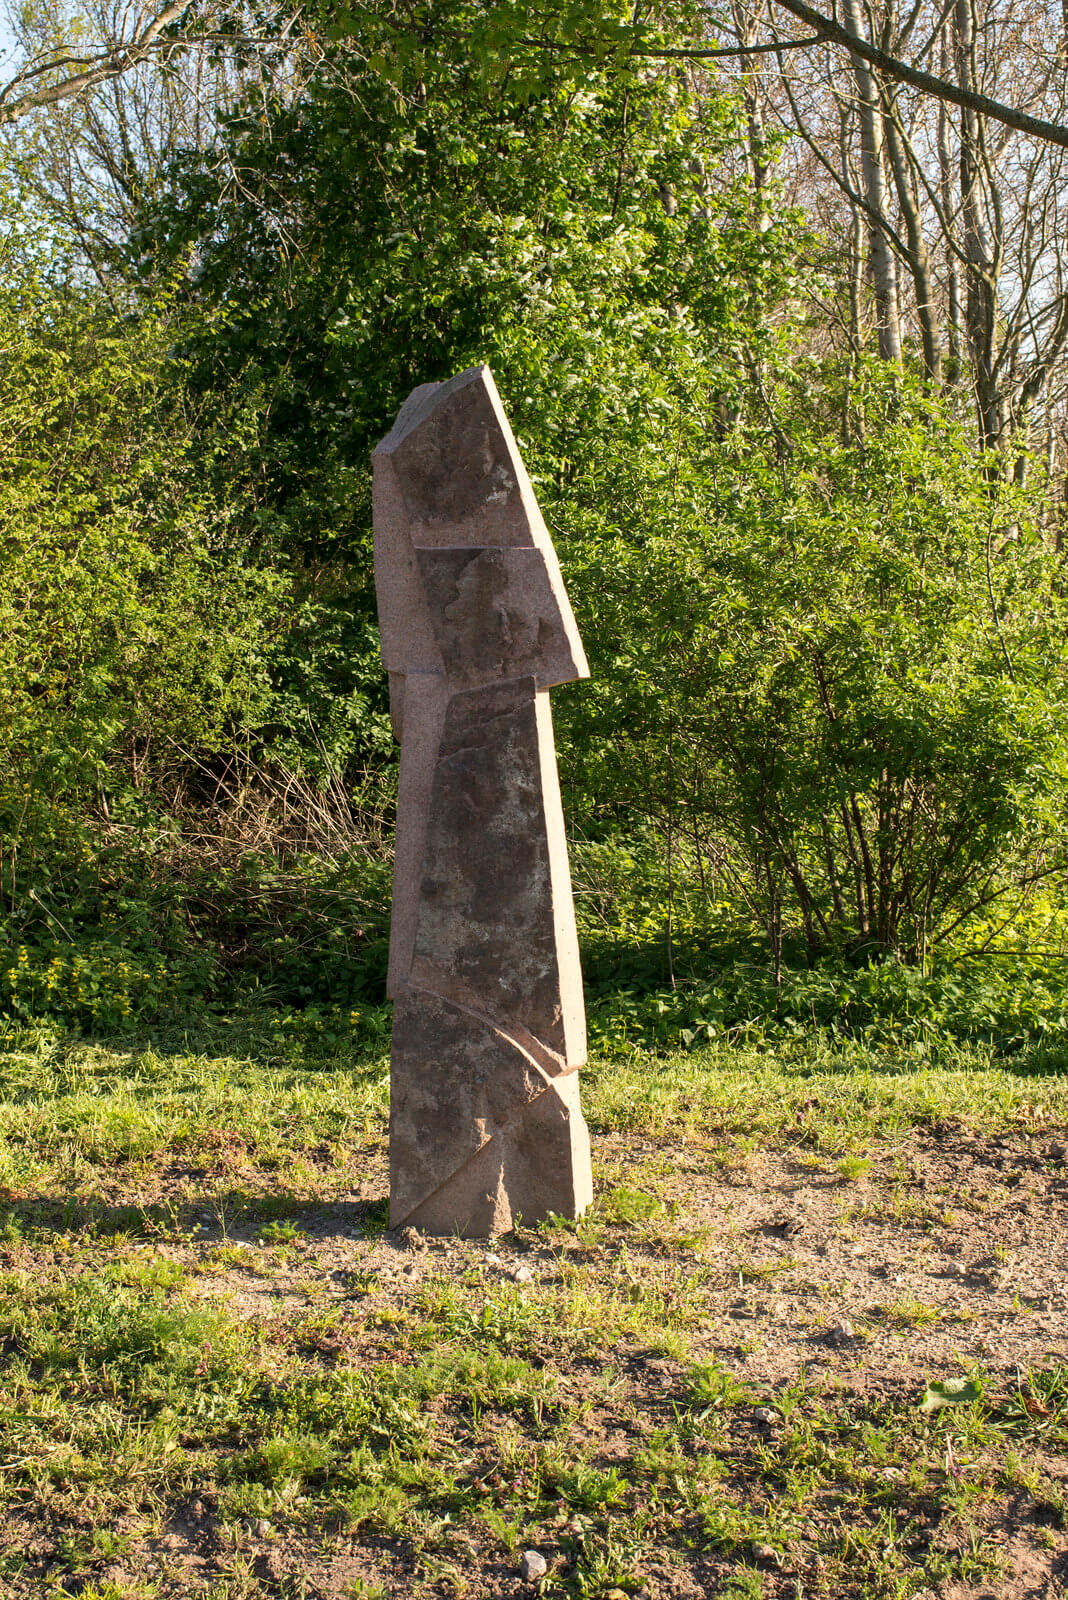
[954,0,999,449]
[937,42,966,381]
[731,0,770,211]
[840,800,869,936]
[821,814,848,928]
[884,100,942,382]
[842,0,902,363]
[849,793,878,941]
[836,99,865,439]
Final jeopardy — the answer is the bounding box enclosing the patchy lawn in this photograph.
[0,1025,1065,1600]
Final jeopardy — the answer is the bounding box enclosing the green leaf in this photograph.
[921,1377,983,1412]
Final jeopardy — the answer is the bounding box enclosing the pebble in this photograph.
[752,1406,778,1427]
[512,1264,533,1284]
[519,1549,548,1580]
[253,1519,271,1538]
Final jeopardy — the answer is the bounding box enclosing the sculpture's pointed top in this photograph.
[375,366,487,455]
[373,365,590,687]
[374,364,540,548]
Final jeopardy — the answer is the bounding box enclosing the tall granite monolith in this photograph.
[373,364,593,1234]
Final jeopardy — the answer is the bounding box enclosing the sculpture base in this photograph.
[388,988,592,1236]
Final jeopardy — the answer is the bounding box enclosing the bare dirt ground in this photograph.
[135,1117,1067,1600]
[186,1118,1068,1387]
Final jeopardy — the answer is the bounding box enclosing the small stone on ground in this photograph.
[519,1549,547,1581]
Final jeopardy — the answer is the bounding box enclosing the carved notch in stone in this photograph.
[373,364,593,1235]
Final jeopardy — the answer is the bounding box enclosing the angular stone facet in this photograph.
[416,547,586,691]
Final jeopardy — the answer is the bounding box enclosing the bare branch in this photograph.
[767,0,1068,148]
[0,0,191,122]
[0,4,306,125]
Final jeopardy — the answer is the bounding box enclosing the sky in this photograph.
[0,12,22,79]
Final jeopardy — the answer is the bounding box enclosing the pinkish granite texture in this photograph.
[373,365,593,1235]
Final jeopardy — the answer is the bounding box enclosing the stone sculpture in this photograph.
[373,364,594,1235]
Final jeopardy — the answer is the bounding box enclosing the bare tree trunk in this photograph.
[766,0,1068,454]
[837,98,865,436]
[731,0,771,209]
[954,0,999,448]
[841,0,902,363]
[937,35,966,381]
[821,814,848,928]
[840,800,869,936]
[1059,421,1068,555]
[883,98,942,381]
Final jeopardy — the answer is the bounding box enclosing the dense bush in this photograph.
[573,839,1068,1057]
[557,357,1068,971]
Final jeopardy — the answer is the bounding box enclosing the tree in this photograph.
[0,210,276,779]
[116,0,1068,973]
[0,184,302,1022]
[1,0,314,286]
[9,0,1068,451]
[1,1,797,1021]
[7,0,1068,1017]
[114,6,785,772]
[0,0,303,124]
[708,0,1068,465]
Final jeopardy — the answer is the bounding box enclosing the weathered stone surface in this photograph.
[385,671,450,998]
[411,677,574,1060]
[373,364,587,674]
[389,990,590,1233]
[373,364,593,1235]
[372,446,445,680]
[416,547,586,691]
[377,366,538,548]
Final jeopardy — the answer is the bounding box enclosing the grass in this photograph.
[0,1015,1066,1596]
